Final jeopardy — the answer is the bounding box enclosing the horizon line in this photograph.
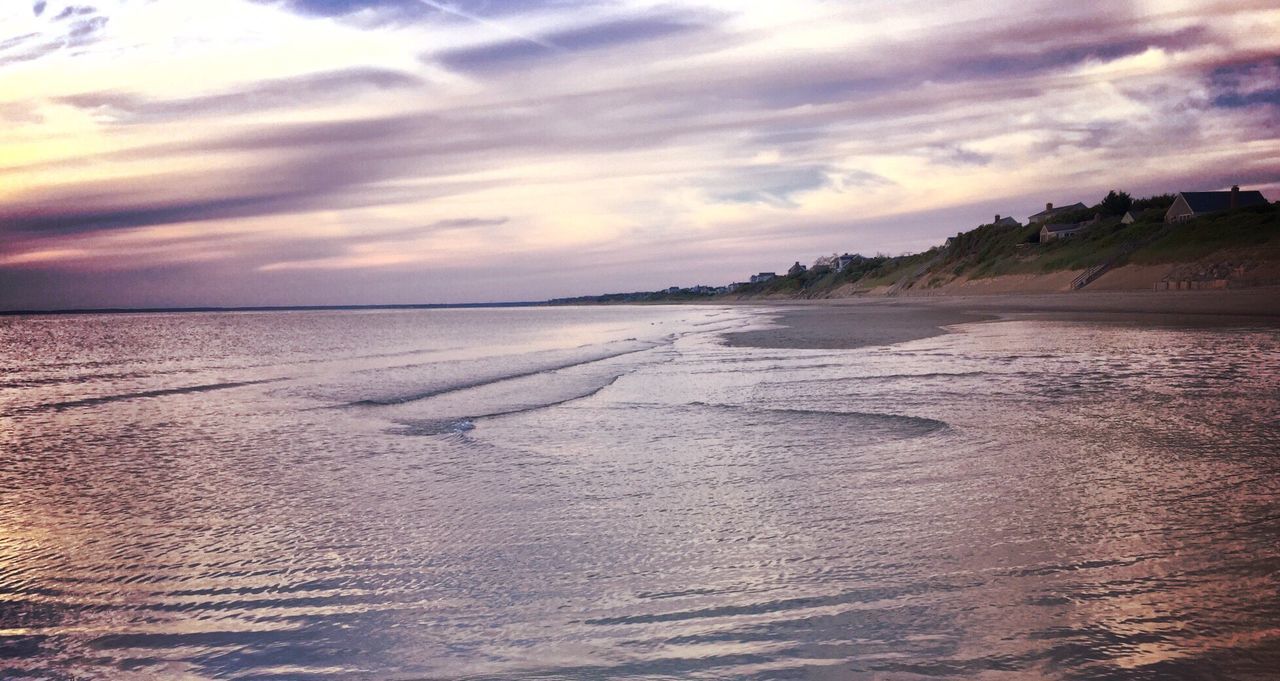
[0,301,552,317]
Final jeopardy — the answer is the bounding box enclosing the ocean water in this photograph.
[1,305,1278,680]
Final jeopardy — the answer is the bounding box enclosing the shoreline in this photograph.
[720,288,1280,350]
[721,305,989,350]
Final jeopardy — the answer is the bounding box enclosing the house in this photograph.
[1121,210,1140,224]
[835,253,862,271]
[1165,185,1268,223]
[992,214,1022,228]
[750,272,777,284]
[812,254,838,270]
[1027,201,1087,224]
[1040,222,1086,242]
[787,261,807,277]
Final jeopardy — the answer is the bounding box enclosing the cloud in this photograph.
[3,0,1280,308]
[65,14,107,42]
[710,166,894,207]
[256,0,581,29]
[930,146,994,167]
[1,192,323,237]
[1208,56,1280,108]
[32,1,46,17]
[57,67,424,122]
[52,5,97,21]
[0,6,108,65]
[433,13,710,71]
[261,0,432,22]
[264,0,575,19]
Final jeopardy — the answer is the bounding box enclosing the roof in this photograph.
[1042,222,1085,233]
[1028,202,1087,222]
[1178,190,1268,214]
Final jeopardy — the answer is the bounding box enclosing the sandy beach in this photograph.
[722,288,1280,349]
[721,306,990,349]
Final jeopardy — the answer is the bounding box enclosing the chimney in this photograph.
[1046,202,1053,211]
[1231,185,1240,209]
[995,214,1001,223]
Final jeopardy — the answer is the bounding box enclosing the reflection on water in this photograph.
[1,307,1278,680]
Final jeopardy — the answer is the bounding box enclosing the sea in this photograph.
[1,305,1278,680]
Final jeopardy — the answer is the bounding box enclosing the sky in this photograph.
[1,0,1278,309]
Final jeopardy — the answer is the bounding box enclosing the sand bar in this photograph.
[722,288,1280,350]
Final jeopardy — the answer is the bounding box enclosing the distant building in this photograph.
[1040,222,1086,242]
[1165,185,1268,223]
[750,272,777,284]
[1121,210,1140,224]
[787,261,807,277]
[835,253,862,271]
[1027,202,1087,225]
[992,214,1022,228]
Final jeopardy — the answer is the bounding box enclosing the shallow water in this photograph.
[1,306,1278,680]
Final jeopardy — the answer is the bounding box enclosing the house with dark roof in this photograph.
[787,261,807,277]
[812,254,838,270]
[750,272,777,284]
[1040,222,1086,242]
[1034,213,1105,243]
[1165,186,1268,223]
[992,214,1021,228]
[1027,202,1087,225]
[835,253,863,272]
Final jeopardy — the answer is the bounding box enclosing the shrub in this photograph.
[1100,190,1134,215]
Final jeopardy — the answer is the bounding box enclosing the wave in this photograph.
[347,343,659,408]
[28,378,285,413]
[679,401,949,435]
[749,370,1000,386]
[389,370,636,436]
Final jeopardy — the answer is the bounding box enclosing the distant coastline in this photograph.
[0,301,546,317]
[553,190,1280,305]
[719,288,1280,352]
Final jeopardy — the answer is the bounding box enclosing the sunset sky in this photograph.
[1,0,1278,309]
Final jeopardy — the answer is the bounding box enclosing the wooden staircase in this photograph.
[1070,263,1108,290]
[1070,223,1175,291]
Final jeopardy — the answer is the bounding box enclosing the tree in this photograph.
[1100,189,1133,215]
[1131,193,1175,211]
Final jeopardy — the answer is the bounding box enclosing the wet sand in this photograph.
[721,305,988,349]
[722,288,1280,350]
